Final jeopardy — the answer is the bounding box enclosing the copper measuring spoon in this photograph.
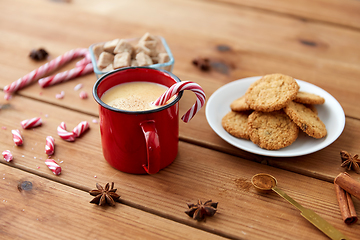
[251,173,350,240]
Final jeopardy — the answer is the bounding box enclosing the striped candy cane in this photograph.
[153,81,206,123]
[3,48,90,97]
[57,122,75,142]
[2,150,13,162]
[45,136,55,156]
[38,62,93,88]
[72,121,90,138]
[11,129,23,146]
[21,117,42,129]
[45,159,61,175]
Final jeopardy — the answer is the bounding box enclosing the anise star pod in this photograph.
[185,199,218,221]
[89,182,120,206]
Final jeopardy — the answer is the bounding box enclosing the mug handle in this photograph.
[140,120,161,174]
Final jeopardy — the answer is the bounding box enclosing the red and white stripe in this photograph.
[57,122,75,142]
[79,91,88,99]
[11,129,23,146]
[2,150,13,162]
[45,159,61,175]
[72,121,89,138]
[21,117,42,129]
[3,48,90,97]
[38,62,93,88]
[45,136,55,156]
[153,81,206,123]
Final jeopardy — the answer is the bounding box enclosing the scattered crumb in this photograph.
[92,119,98,124]
[1,126,6,130]
[79,91,88,99]
[56,91,65,99]
[74,83,83,91]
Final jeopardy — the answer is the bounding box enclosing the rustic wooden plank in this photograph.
[0,164,228,240]
[1,0,360,119]
[0,94,359,239]
[209,0,360,30]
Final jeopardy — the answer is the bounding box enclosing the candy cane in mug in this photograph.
[153,81,206,123]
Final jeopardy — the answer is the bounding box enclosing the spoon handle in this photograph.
[272,186,350,240]
[272,186,304,211]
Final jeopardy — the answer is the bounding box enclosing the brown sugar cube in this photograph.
[113,52,131,69]
[102,63,114,72]
[136,52,153,66]
[139,32,156,43]
[92,43,104,60]
[131,60,138,67]
[97,52,114,69]
[103,39,120,53]
[134,44,151,56]
[158,53,170,63]
[141,40,158,50]
[113,39,134,55]
[151,56,159,64]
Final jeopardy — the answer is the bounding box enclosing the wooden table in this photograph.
[1,0,359,239]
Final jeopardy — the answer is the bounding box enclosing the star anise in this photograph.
[185,200,218,221]
[29,48,49,61]
[340,150,360,174]
[89,182,120,206]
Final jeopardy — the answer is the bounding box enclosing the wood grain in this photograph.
[0,164,228,240]
[210,0,360,30]
[0,94,359,239]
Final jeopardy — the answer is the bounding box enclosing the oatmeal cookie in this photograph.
[284,101,327,139]
[294,91,325,105]
[230,96,251,112]
[222,111,251,139]
[245,74,299,112]
[247,110,299,150]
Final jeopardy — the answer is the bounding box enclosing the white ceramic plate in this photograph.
[205,76,345,157]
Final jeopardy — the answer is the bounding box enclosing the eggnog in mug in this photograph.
[101,81,174,111]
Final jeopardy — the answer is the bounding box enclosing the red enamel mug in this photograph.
[93,67,183,174]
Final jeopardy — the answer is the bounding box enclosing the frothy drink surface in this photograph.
[101,81,172,111]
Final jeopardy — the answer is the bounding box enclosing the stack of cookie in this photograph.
[222,73,326,150]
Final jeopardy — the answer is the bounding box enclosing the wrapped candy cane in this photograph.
[45,136,55,156]
[72,121,89,138]
[21,117,42,129]
[11,129,23,146]
[38,62,93,88]
[153,81,206,123]
[57,122,75,142]
[3,48,90,97]
[45,159,61,175]
[2,150,13,162]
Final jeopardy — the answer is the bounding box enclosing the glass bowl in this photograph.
[89,36,174,79]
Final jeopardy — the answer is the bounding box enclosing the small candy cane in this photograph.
[21,117,42,129]
[153,81,206,123]
[79,91,88,99]
[3,48,90,97]
[45,159,61,175]
[72,121,89,138]
[45,136,55,156]
[57,122,75,142]
[38,62,93,88]
[11,129,23,146]
[2,150,13,162]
